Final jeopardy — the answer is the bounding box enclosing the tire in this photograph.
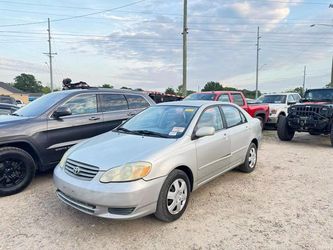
[331,126,333,147]
[155,169,190,222]
[0,147,36,196]
[276,114,285,128]
[277,116,295,141]
[238,143,257,173]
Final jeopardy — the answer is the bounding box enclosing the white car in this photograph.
[257,93,301,125]
[54,101,262,222]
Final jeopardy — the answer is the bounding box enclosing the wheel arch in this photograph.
[0,141,41,169]
[251,138,259,148]
[175,165,194,192]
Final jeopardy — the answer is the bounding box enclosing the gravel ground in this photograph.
[0,131,332,250]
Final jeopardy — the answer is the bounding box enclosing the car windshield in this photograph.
[185,93,216,101]
[13,91,70,117]
[257,95,286,104]
[303,89,333,102]
[117,105,198,138]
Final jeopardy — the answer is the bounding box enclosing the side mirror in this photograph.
[287,101,297,105]
[195,126,215,138]
[53,106,72,119]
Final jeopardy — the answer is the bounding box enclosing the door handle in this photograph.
[89,117,100,121]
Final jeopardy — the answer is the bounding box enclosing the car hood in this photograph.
[0,115,31,127]
[68,132,177,171]
[267,103,285,109]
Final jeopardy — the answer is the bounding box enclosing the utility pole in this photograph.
[331,56,333,85]
[302,65,306,94]
[182,0,188,97]
[44,18,57,92]
[255,26,261,99]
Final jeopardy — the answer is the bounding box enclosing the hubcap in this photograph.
[248,147,257,168]
[167,179,188,215]
[0,159,26,189]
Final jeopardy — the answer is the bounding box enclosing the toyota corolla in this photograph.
[53,101,262,222]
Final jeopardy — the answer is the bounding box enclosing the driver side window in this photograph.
[197,107,223,131]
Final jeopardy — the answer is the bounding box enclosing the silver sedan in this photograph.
[53,101,262,222]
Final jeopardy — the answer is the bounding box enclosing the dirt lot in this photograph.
[0,131,332,250]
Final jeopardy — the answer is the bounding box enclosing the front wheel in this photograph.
[155,169,190,222]
[0,147,36,196]
[277,116,295,141]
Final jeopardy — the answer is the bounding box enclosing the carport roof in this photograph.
[0,82,24,94]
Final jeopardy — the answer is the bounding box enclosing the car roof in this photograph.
[191,91,240,95]
[59,88,147,95]
[157,100,226,107]
[262,93,298,95]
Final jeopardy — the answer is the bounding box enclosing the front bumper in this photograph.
[53,165,166,219]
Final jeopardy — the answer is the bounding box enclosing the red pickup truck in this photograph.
[186,91,270,126]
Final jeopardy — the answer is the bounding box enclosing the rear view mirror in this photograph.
[195,127,215,138]
[53,106,72,119]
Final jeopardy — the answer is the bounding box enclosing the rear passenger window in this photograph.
[101,94,128,112]
[222,105,246,128]
[231,94,245,106]
[125,95,150,109]
[218,94,230,102]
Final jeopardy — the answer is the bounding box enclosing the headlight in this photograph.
[59,150,70,169]
[270,109,277,115]
[100,162,152,183]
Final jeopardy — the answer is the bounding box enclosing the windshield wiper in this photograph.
[10,113,20,116]
[132,130,170,138]
[114,127,136,134]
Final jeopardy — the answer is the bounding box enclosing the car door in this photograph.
[46,93,104,165]
[195,106,231,184]
[221,105,250,168]
[99,93,131,132]
[231,93,246,109]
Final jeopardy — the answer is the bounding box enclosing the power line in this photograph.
[0,0,147,27]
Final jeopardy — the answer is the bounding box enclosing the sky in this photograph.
[0,0,332,93]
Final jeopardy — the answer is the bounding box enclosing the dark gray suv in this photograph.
[0,88,155,196]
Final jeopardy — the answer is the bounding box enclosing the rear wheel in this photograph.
[277,116,295,141]
[0,147,36,196]
[238,143,257,173]
[155,169,190,222]
[330,126,333,147]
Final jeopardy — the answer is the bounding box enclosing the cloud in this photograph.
[0,57,47,74]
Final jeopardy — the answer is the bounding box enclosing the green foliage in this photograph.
[165,87,176,95]
[202,81,223,91]
[13,73,45,93]
[121,86,132,90]
[101,84,113,88]
[326,82,333,88]
[285,87,304,96]
[241,89,261,99]
[41,86,51,94]
[135,88,144,91]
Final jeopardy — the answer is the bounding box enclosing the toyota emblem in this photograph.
[73,167,81,175]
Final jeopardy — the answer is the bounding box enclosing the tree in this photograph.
[285,87,304,96]
[41,86,51,94]
[165,87,176,95]
[121,86,132,90]
[135,88,144,91]
[101,84,113,88]
[13,73,44,93]
[202,81,223,91]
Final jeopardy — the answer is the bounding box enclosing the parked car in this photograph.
[15,99,25,108]
[145,91,184,103]
[54,101,262,222]
[0,103,19,115]
[0,88,155,196]
[277,88,333,146]
[0,95,16,105]
[256,93,301,126]
[185,91,269,127]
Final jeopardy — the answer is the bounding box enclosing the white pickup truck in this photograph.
[256,93,301,126]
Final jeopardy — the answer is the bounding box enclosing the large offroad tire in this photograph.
[331,127,333,147]
[238,143,257,173]
[276,114,285,128]
[277,116,295,141]
[0,147,36,196]
[155,169,190,222]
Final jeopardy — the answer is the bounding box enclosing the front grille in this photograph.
[65,158,99,180]
[294,105,321,116]
[56,190,96,214]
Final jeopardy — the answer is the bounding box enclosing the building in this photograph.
[0,82,30,104]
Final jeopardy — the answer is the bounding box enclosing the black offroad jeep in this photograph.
[277,88,333,146]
